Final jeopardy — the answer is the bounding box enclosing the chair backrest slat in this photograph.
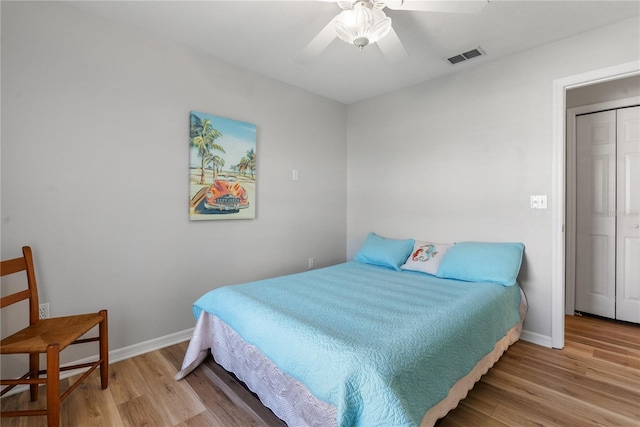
[1,289,32,308]
[1,246,40,325]
[1,257,27,277]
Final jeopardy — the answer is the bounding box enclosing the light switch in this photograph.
[538,195,547,209]
[292,169,299,181]
[530,195,548,209]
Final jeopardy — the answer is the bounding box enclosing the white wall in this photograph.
[346,16,640,341]
[567,75,640,107]
[1,1,347,366]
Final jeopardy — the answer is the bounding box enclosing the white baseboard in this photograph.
[1,327,194,398]
[519,329,552,348]
[109,327,194,364]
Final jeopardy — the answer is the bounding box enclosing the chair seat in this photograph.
[1,313,104,354]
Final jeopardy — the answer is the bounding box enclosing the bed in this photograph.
[176,236,527,426]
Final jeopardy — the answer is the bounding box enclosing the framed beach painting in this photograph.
[189,111,257,220]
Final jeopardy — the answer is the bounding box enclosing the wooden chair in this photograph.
[1,246,108,427]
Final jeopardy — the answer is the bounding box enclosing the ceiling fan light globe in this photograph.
[335,5,374,40]
[367,14,392,44]
[334,11,358,44]
[353,3,375,32]
[334,4,392,49]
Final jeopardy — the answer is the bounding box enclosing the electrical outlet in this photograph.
[308,257,314,269]
[39,303,49,319]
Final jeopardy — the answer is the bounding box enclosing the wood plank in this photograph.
[174,410,228,427]
[107,357,152,405]
[566,315,640,344]
[183,357,281,426]
[0,389,43,427]
[159,341,189,372]
[450,386,498,418]
[131,351,206,426]
[436,401,507,427]
[118,394,173,427]
[61,370,123,427]
[482,365,638,426]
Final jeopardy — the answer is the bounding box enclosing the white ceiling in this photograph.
[69,0,640,104]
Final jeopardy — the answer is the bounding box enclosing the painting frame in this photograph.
[189,111,257,221]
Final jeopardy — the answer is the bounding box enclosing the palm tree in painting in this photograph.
[190,113,225,184]
[246,148,256,179]
[237,148,256,179]
[203,153,214,179]
[212,155,225,178]
[204,154,225,180]
[238,157,248,177]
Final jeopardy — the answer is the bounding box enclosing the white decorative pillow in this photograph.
[400,241,453,276]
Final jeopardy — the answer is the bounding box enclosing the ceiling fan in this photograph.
[297,0,488,64]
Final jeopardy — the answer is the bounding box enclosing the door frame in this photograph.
[551,60,640,349]
[566,97,640,317]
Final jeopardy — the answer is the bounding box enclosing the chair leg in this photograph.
[46,344,60,427]
[99,309,109,389]
[29,352,39,401]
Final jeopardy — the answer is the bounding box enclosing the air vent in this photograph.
[446,47,485,65]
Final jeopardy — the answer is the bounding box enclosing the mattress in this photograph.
[177,262,526,426]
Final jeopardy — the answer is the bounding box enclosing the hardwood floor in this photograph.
[2,314,638,426]
[438,314,640,427]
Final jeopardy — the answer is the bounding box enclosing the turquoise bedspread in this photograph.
[193,262,521,427]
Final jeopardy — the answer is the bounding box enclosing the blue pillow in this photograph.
[436,242,524,286]
[354,232,415,271]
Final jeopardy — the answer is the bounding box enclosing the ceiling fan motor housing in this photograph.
[354,37,369,50]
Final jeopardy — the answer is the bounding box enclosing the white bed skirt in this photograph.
[176,290,527,427]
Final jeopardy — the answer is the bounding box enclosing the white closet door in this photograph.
[575,110,616,318]
[616,106,640,323]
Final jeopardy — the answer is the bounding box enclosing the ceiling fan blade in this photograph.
[376,27,408,63]
[296,16,340,64]
[385,0,488,14]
